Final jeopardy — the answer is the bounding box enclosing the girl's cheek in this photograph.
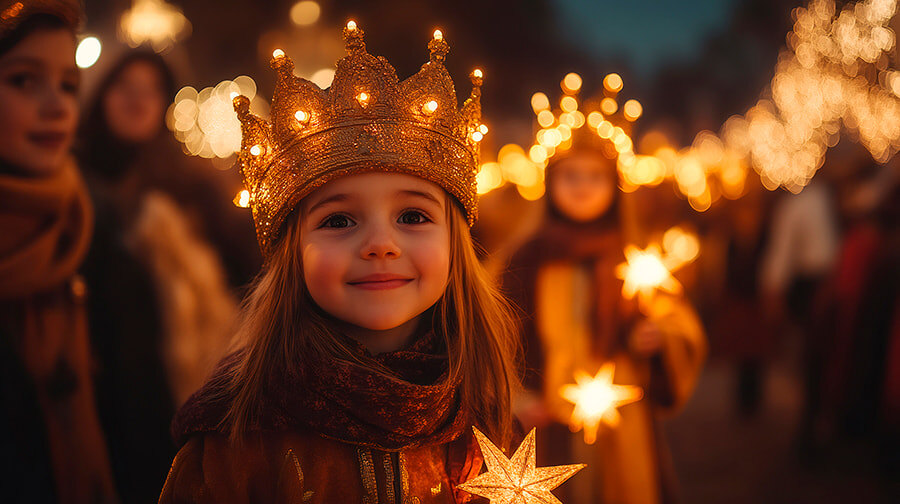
[302,241,350,292]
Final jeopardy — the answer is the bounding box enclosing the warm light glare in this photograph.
[479,124,489,135]
[356,92,369,105]
[562,72,583,93]
[75,36,102,68]
[118,0,190,52]
[604,73,624,93]
[249,144,262,156]
[615,245,683,308]
[346,20,357,30]
[433,29,443,40]
[531,92,550,112]
[233,189,250,208]
[272,48,285,59]
[560,363,643,444]
[600,97,618,115]
[537,110,555,128]
[294,110,309,122]
[623,99,643,120]
[422,100,438,115]
[290,1,320,26]
[472,131,484,142]
[560,96,578,113]
[473,68,483,79]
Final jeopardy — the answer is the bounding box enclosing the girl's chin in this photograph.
[4,150,66,176]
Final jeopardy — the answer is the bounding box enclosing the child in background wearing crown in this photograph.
[160,23,519,504]
[501,83,706,504]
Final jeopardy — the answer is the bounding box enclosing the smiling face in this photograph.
[297,172,451,334]
[0,27,78,175]
[549,151,616,223]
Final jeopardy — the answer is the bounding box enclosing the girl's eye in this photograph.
[398,210,430,225]
[7,72,37,90]
[320,214,354,229]
[61,78,79,95]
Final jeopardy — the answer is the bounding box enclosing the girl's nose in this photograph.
[359,224,402,259]
[40,85,73,121]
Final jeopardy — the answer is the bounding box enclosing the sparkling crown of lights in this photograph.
[528,72,641,168]
[234,21,486,254]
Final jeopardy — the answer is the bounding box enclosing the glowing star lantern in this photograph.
[457,427,585,504]
[615,244,683,307]
[559,363,644,444]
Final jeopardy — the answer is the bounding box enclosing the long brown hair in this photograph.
[218,199,521,448]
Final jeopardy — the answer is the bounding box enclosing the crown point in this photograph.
[356,92,370,107]
[294,109,310,123]
[343,20,366,52]
[233,94,251,115]
[471,69,483,86]
[479,124,489,135]
[428,30,449,63]
[272,48,285,59]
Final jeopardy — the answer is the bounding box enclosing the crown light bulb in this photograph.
[272,48,285,59]
[422,100,438,115]
[250,144,262,156]
[433,29,443,40]
[479,124,489,135]
[346,20,357,30]
[473,69,483,79]
[295,110,309,123]
[357,92,369,106]
[472,131,484,142]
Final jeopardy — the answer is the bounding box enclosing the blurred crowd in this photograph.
[2,1,899,503]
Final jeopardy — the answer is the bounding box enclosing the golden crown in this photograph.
[528,72,642,167]
[233,21,486,254]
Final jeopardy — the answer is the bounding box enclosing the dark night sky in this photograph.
[553,0,742,77]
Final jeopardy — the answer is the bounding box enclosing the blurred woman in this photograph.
[502,146,706,504]
[78,50,259,503]
[0,1,117,502]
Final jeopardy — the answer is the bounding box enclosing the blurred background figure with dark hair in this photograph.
[77,49,260,504]
[0,1,117,503]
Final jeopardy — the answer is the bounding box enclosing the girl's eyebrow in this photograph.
[398,189,443,207]
[306,193,348,214]
[0,56,43,69]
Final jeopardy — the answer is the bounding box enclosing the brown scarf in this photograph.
[0,160,92,299]
[0,160,117,504]
[503,213,639,389]
[174,330,469,452]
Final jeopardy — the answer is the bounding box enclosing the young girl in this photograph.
[502,91,706,504]
[0,1,117,502]
[160,23,519,503]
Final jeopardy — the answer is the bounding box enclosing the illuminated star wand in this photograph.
[559,362,643,444]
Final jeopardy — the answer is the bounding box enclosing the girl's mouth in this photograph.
[347,274,414,290]
[27,132,68,151]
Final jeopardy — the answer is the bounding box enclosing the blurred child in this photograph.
[0,1,116,502]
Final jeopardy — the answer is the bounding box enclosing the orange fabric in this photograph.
[160,431,483,504]
[0,160,117,504]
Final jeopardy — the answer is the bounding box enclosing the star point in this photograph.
[457,427,585,504]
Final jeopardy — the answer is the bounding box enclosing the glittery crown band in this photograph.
[234,22,486,255]
[0,0,82,37]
